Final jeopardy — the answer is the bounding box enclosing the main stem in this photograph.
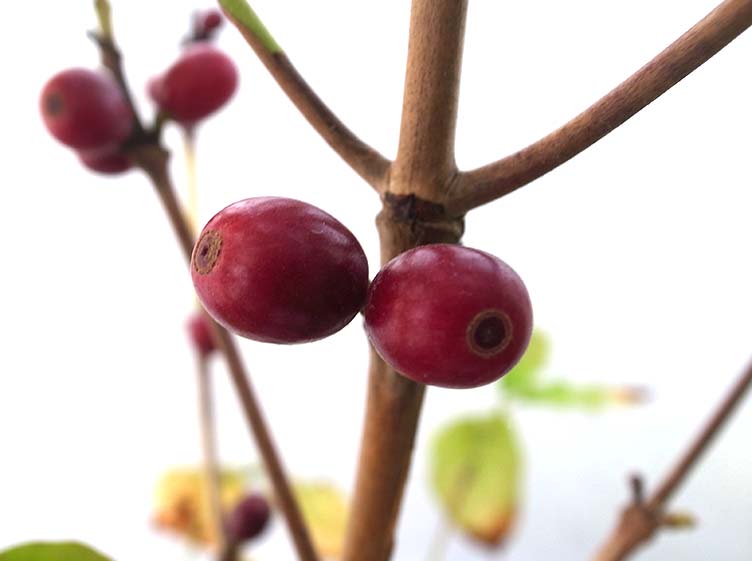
[342,3,468,561]
[136,147,319,561]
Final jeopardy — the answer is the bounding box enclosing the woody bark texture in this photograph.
[341,3,468,561]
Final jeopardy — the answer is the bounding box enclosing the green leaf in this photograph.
[499,329,550,394]
[0,543,113,561]
[219,0,282,53]
[430,413,521,547]
[498,329,644,409]
[505,379,644,409]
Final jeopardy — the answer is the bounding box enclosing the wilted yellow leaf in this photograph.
[153,467,247,546]
[294,482,349,559]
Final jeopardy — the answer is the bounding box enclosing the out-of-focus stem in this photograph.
[196,356,227,552]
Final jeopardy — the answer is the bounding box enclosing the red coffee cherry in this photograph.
[40,68,133,150]
[364,244,533,389]
[78,149,132,175]
[191,197,369,344]
[227,493,270,543]
[186,312,217,358]
[150,44,238,125]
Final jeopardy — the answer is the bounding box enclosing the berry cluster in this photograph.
[39,9,237,174]
[39,9,533,389]
[191,198,533,388]
[40,68,134,174]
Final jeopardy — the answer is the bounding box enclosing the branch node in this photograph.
[628,473,645,506]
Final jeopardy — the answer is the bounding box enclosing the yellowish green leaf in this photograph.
[499,329,550,393]
[430,413,521,547]
[219,0,281,53]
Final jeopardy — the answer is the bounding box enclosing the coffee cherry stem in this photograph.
[93,0,113,42]
[183,128,199,234]
[136,146,319,561]
[196,355,228,554]
[87,28,145,138]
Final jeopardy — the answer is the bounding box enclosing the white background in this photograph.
[1,1,751,560]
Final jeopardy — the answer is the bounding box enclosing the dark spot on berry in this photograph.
[193,230,222,274]
[45,93,64,116]
[467,310,512,357]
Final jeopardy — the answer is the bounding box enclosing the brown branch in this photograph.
[389,0,468,202]
[592,358,752,561]
[196,356,228,554]
[134,146,319,561]
[341,4,468,561]
[91,0,145,137]
[89,11,316,558]
[448,0,752,215]
[220,1,390,191]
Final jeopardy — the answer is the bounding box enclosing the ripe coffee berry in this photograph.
[40,68,132,150]
[227,493,270,543]
[186,312,217,358]
[193,9,223,39]
[149,44,237,125]
[78,149,132,175]
[364,244,533,389]
[192,197,369,344]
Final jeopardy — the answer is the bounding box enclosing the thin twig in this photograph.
[183,128,199,234]
[135,146,319,561]
[448,0,752,215]
[592,358,752,561]
[218,0,390,191]
[88,18,316,555]
[648,358,752,508]
[91,0,145,137]
[196,356,228,552]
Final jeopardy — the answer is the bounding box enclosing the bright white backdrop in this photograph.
[1,1,751,560]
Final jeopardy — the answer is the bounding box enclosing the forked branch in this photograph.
[592,358,752,561]
[89,4,319,558]
[448,0,752,215]
[342,4,468,561]
[218,0,391,191]
[137,147,320,561]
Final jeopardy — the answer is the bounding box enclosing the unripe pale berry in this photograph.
[150,44,238,125]
[78,149,132,175]
[227,493,270,543]
[186,312,217,358]
[364,244,533,389]
[191,197,369,344]
[40,68,133,150]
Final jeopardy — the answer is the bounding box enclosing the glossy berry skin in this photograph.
[150,44,238,125]
[227,493,270,543]
[186,312,217,358]
[191,197,369,344]
[364,244,533,389]
[78,149,132,175]
[40,68,132,150]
